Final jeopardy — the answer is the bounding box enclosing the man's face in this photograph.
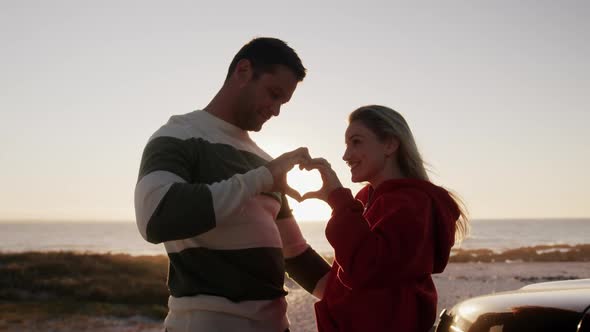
[235,65,299,132]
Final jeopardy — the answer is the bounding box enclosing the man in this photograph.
[134,37,331,332]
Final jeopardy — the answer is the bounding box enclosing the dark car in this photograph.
[435,278,590,332]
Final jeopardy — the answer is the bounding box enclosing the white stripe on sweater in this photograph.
[134,170,185,241]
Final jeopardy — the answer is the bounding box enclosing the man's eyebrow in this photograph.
[346,134,362,141]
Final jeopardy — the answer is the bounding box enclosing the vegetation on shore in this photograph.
[0,252,169,321]
[450,244,590,263]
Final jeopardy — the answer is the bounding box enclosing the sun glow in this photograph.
[286,167,332,222]
[287,167,322,197]
[255,139,333,222]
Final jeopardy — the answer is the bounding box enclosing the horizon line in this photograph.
[1,217,589,224]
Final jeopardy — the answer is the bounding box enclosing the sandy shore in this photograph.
[1,261,589,332]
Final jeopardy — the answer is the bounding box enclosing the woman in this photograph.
[301,105,469,332]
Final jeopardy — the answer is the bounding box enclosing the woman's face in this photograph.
[342,120,395,186]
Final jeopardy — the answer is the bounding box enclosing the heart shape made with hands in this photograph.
[286,167,323,201]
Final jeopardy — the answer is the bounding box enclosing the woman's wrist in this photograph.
[327,187,353,210]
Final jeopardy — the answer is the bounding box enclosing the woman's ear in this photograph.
[385,137,400,157]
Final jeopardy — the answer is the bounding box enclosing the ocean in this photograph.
[0,219,588,257]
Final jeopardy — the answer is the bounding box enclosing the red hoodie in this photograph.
[314,179,460,332]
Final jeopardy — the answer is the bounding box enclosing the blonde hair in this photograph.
[349,105,469,242]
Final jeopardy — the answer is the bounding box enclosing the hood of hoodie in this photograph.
[359,178,460,273]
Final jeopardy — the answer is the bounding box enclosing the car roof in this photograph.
[520,278,590,291]
[448,279,590,321]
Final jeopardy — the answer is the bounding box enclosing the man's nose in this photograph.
[270,104,281,117]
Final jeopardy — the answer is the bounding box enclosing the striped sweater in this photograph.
[134,110,329,331]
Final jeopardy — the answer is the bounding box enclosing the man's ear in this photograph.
[385,137,400,157]
[233,59,253,86]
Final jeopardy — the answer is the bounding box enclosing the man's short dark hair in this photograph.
[225,37,306,82]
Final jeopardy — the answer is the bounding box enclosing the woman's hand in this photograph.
[300,158,343,202]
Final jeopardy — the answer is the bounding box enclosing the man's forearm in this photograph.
[285,247,331,296]
[135,166,273,244]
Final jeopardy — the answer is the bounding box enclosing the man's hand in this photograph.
[300,158,343,202]
[266,147,312,201]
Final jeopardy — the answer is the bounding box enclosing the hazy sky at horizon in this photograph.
[1,1,589,222]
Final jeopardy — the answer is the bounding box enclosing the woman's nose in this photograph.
[342,147,350,161]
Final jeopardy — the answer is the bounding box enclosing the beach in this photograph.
[1,251,588,332]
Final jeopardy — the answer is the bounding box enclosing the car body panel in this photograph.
[436,279,590,332]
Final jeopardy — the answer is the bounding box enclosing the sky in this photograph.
[1,1,589,222]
